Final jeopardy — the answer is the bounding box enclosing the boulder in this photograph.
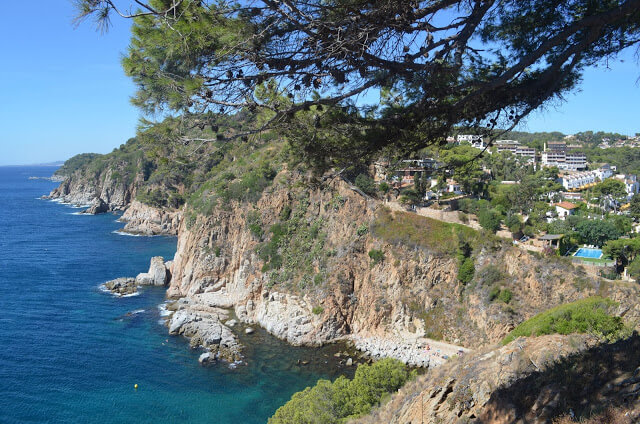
[199,352,214,365]
[245,327,255,335]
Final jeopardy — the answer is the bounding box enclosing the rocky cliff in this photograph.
[163,168,640,366]
[353,333,640,423]
[50,138,640,368]
[48,165,136,210]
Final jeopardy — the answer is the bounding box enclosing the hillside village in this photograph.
[373,134,640,281]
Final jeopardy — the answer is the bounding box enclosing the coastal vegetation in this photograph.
[53,153,103,177]
[269,358,414,424]
[371,207,481,256]
[501,297,627,345]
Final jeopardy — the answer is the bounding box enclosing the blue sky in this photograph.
[1,2,639,165]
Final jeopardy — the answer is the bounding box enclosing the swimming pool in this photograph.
[574,248,603,259]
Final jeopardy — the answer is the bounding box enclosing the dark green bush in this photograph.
[368,249,384,264]
[355,174,377,196]
[498,288,513,304]
[478,208,502,233]
[457,257,475,284]
[489,286,501,301]
[269,358,414,424]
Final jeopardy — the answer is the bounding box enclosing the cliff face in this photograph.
[48,166,135,210]
[48,160,181,235]
[49,149,640,366]
[119,200,181,236]
[164,169,640,365]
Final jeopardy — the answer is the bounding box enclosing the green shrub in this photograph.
[356,223,368,236]
[478,208,502,233]
[457,257,475,284]
[489,286,501,301]
[378,182,390,194]
[246,210,263,239]
[368,249,384,264]
[498,288,512,304]
[312,306,324,315]
[279,205,292,221]
[501,297,626,345]
[269,358,414,424]
[54,153,103,177]
[354,174,377,196]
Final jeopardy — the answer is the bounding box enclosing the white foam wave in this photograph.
[112,230,157,237]
[112,230,141,237]
[130,309,145,315]
[158,302,172,317]
[97,283,140,298]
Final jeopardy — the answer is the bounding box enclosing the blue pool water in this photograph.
[573,248,603,259]
[0,166,350,424]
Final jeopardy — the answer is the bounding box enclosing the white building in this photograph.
[554,201,578,219]
[559,171,598,190]
[495,140,536,164]
[445,179,463,194]
[457,135,486,149]
[595,164,614,181]
[614,174,640,197]
[541,151,587,171]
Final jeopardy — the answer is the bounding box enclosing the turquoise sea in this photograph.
[0,166,350,423]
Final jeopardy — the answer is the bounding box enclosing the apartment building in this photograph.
[494,140,536,163]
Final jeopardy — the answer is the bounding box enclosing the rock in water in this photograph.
[83,198,109,215]
[136,256,169,286]
[245,327,255,335]
[104,277,137,296]
[346,358,353,366]
[199,352,214,365]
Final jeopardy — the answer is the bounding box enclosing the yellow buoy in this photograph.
[134,384,138,389]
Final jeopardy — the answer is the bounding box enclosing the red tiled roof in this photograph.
[554,201,578,210]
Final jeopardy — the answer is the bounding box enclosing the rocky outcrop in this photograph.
[354,333,640,423]
[47,166,135,210]
[118,200,181,236]
[136,256,171,286]
[83,198,109,215]
[167,298,242,363]
[104,277,137,296]
[103,257,172,296]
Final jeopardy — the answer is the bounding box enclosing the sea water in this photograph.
[0,166,351,423]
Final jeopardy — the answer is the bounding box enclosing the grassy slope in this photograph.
[502,297,626,345]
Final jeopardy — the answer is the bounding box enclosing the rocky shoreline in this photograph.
[103,256,244,365]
